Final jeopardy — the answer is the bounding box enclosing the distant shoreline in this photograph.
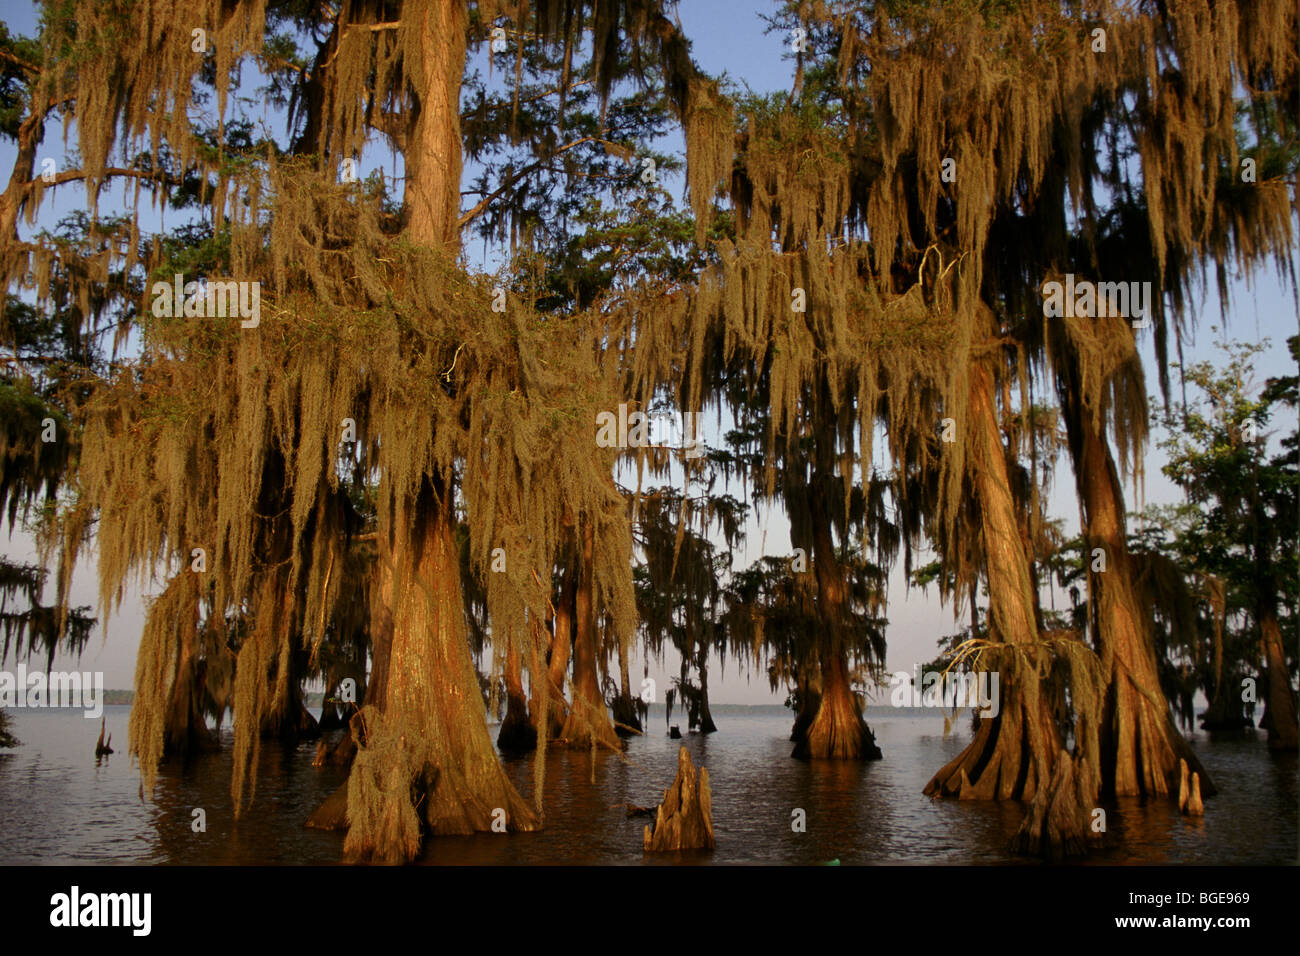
[57,694,963,717]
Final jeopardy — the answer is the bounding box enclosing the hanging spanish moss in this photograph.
[5,0,1293,866]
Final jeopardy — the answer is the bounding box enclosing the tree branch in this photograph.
[459,136,628,230]
[0,48,39,75]
[28,166,181,189]
[321,21,402,70]
[366,110,406,150]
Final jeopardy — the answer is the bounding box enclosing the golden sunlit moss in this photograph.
[128,572,198,795]
[47,0,266,208]
[42,0,739,857]
[11,0,1294,860]
[75,152,658,819]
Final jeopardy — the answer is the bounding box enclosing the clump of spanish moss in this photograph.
[343,706,423,864]
[16,0,1294,864]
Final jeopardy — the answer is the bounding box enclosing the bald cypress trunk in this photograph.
[330,0,540,858]
[1250,470,1298,750]
[789,672,820,744]
[559,521,620,750]
[697,650,717,735]
[611,630,642,735]
[1258,605,1298,750]
[344,485,540,861]
[531,569,572,739]
[391,489,538,830]
[368,556,394,710]
[163,576,218,757]
[925,361,1063,799]
[1069,405,1214,798]
[0,89,44,242]
[795,646,877,759]
[307,513,395,831]
[1199,580,1238,729]
[257,572,320,744]
[498,633,537,751]
[794,463,880,760]
[401,0,466,251]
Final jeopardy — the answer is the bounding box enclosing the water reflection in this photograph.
[0,706,1293,865]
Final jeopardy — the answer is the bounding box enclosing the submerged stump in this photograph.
[94,717,113,757]
[643,746,715,852]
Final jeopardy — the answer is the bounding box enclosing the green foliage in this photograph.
[0,21,42,139]
[1142,336,1300,725]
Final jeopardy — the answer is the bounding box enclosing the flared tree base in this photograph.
[342,708,541,863]
[1102,679,1217,799]
[789,690,819,743]
[261,697,321,744]
[162,679,221,758]
[497,703,538,752]
[1011,751,1102,859]
[313,725,357,767]
[558,699,622,752]
[925,702,1051,800]
[1260,704,1300,752]
[611,693,643,736]
[792,691,881,761]
[305,782,349,831]
[164,722,221,759]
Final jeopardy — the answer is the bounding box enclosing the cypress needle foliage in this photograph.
[1149,337,1299,749]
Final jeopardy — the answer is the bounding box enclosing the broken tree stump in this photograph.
[643,746,715,852]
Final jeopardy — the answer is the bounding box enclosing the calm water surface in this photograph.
[1,704,1295,865]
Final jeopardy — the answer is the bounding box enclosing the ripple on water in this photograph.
[0,705,1293,864]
